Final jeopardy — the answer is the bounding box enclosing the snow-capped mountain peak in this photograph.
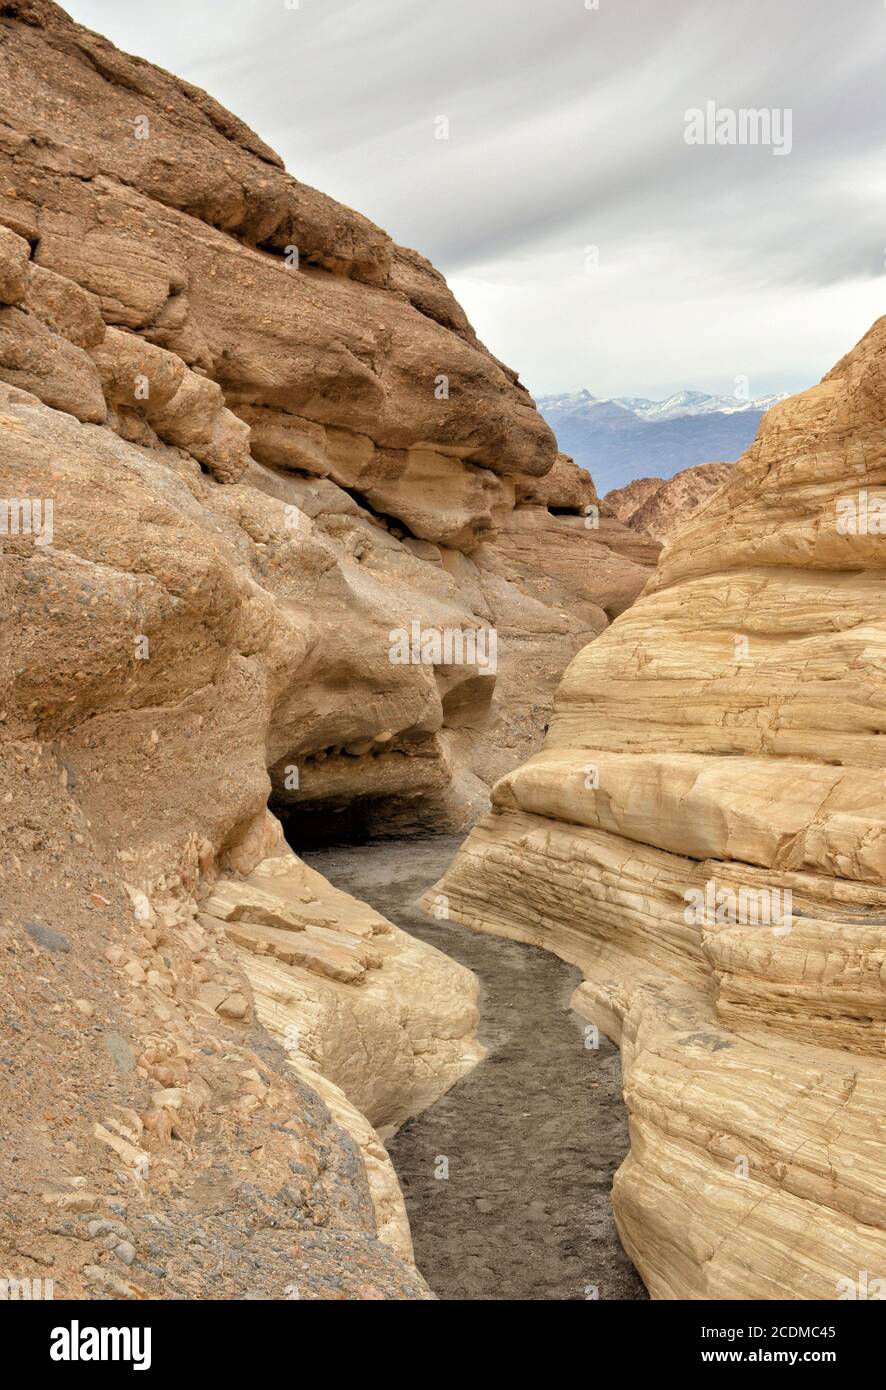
[536,387,788,422]
[623,388,788,421]
[535,385,791,493]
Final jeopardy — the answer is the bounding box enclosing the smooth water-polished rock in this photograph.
[428,317,886,1300]
[200,822,483,1260]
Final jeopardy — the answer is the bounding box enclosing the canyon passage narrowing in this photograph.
[305,836,648,1301]
[427,317,886,1300]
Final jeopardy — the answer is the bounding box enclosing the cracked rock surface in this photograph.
[430,319,886,1299]
[0,0,658,1299]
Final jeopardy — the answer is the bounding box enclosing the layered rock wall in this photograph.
[0,1,657,1297]
[429,319,886,1299]
[0,0,658,841]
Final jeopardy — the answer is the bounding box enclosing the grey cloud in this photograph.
[64,0,886,397]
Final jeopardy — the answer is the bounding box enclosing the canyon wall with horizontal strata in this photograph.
[429,318,886,1298]
[0,0,658,1297]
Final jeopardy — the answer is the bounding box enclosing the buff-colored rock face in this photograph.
[0,0,659,1301]
[201,833,481,1136]
[199,830,482,1260]
[0,364,468,1292]
[11,0,882,1310]
[605,462,733,543]
[0,1,661,1300]
[92,328,252,483]
[428,317,886,1300]
[0,1,658,845]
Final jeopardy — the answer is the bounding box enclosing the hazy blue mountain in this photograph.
[537,388,787,492]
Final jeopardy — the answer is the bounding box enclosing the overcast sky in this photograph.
[65,0,886,401]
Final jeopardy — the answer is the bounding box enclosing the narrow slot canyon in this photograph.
[302,835,648,1302]
[7,0,885,1322]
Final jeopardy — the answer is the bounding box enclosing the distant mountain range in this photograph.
[536,388,788,492]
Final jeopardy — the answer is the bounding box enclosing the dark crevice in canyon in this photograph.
[302,834,648,1302]
[274,792,439,849]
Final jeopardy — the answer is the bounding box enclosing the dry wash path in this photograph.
[304,836,647,1302]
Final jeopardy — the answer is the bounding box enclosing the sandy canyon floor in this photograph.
[305,836,647,1301]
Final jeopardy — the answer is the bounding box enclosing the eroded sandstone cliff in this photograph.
[429,319,886,1299]
[0,1,658,1297]
[605,461,733,543]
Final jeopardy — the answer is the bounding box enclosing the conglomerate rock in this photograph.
[428,318,886,1300]
[0,2,657,1298]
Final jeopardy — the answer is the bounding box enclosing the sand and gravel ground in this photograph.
[305,836,648,1302]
